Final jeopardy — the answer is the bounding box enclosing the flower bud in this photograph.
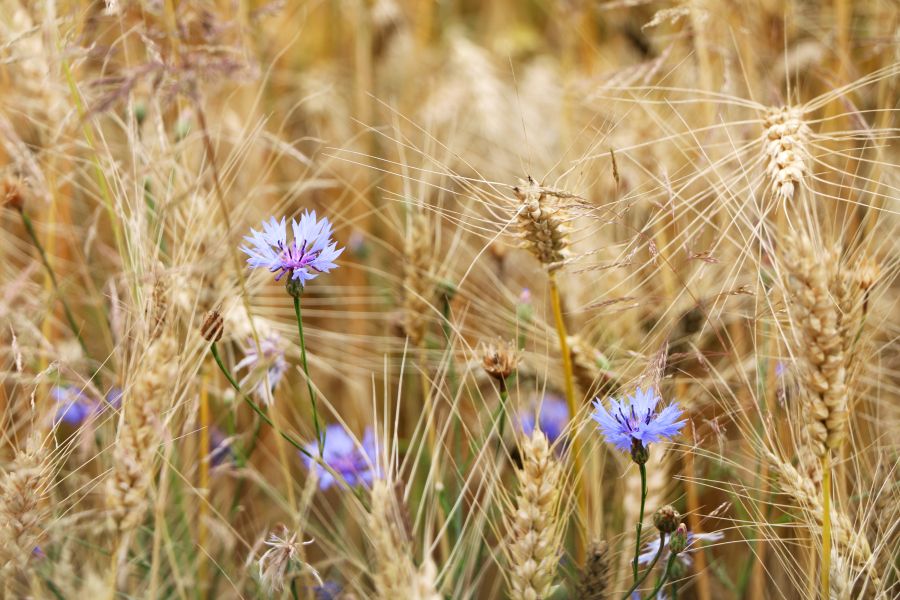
[630,438,649,465]
[2,177,25,211]
[669,523,688,555]
[285,278,304,298]
[201,310,224,343]
[653,505,681,534]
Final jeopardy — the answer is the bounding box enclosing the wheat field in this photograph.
[0,1,898,598]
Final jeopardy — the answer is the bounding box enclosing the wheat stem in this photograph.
[548,271,585,560]
[822,452,833,597]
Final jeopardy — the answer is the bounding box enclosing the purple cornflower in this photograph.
[590,387,686,453]
[235,334,289,405]
[638,530,723,567]
[241,212,344,287]
[301,425,378,490]
[517,393,569,446]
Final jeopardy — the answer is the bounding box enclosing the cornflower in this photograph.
[241,212,343,287]
[301,425,378,490]
[590,387,686,457]
[517,393,569,446]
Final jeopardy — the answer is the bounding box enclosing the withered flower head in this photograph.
[480,339,520,381]
[201,310,224,343]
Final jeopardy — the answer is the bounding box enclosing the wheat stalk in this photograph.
[577,540,610,600]
[781,234,866,477]
[505,430,564,600]
[369,479,440,600]
[765,452,879,587]
[0,434,50,579]
[402,210,435,346]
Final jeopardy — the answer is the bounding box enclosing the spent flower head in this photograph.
[301,424,379,490]
[257,525,321,594]
[480,338,520,382]
[241,212,344,288]
[590,387,686,457]
[235,334,289,405]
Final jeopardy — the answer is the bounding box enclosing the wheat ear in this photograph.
[369,479,440,599]
[763,106,811,202]
[505,429,564,600]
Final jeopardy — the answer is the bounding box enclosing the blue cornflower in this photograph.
[53,385,122,427]
[313,581,342,600]
[518,393,569,446]
[208,428,236,467]
[241,212,344,287]
[52,386,97,426]
[301,425,378,490]
[590,387,686,453]
[638,530,723,567]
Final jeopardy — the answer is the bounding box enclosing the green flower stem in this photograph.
[495,380,509,449]
[293,296,324,455]
[621,531,666,599]
[633,462,648,583]
[647,554,678,599]
[209,342,312,459]
[19,208,90,361]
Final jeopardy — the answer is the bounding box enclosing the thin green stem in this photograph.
[622,531,666,599]
[633,462,648,583]
[822,453,833,597]
[19,209,90,361]
[647,555,678,599]
[293,296,324,455]
[209,342,312,458]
